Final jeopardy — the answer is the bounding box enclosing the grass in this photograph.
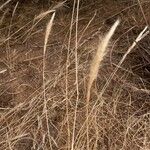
[0,0,150,150]
[86,19,120,150]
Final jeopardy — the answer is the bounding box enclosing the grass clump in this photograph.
[0,0,150,150]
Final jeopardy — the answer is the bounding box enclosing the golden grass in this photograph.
[43,12,56,149]
[0,0,150,150]
[86,19,120,105]
[86,19,120,150]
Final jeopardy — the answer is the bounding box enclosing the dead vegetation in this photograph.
[0,0,150,150]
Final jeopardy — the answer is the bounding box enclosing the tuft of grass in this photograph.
[86,19,120,104]
[43,12,56,148]
[86,19,120,149]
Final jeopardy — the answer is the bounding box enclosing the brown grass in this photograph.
[0,0,150,150]
[86,19,120,150]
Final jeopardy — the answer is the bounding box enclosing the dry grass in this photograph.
[0,0,150,150]
[86,19,120,150]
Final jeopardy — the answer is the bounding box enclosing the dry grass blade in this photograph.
[71,0,80,149]
[0,0,12,10]
[44,12,56,55]
[42,12,56,148]
[43,11,55,110]
[0,69,7,74]
[35,0,65,20]
[86,19,120,103]
[35,10,55,21]
[43,11,56,86]
[65,0,76,149]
